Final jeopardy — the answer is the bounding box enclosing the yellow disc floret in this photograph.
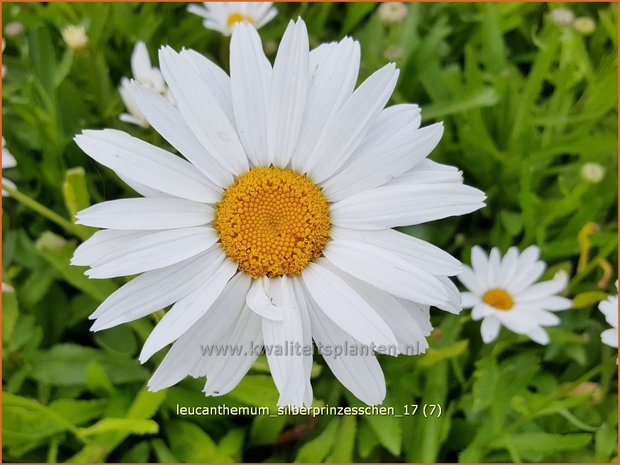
[483,288,514,311]
[215,167,330,278]
[227,12,255,27]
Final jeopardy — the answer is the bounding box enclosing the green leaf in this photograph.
[250,415,288,446]
[327,415,357,462]
[492,432,592,454]
[165,420,218,462]
[295,419,339,463]
[228,375,279,408]
[572,291,609,309]
[2,290,19,343]
[30,343,149,386]
[362,413,401,456]
[35,232,117,303]
[418,340,468,368]
[62,167,92,238]
[78,418,158,438]
[49,399,108,426]
[3,392,77,456]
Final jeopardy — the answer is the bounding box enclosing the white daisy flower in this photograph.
[61,24,88,50]
[72,19,485,407]
[119,41,169,128]
[550,8,575,27]
[188,2,277,36]
[599,282,618,348]
[377,2,408,25]
[458,246,572,345]
[2,137,17,196]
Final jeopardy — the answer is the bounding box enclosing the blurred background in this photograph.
[2,2,618,462]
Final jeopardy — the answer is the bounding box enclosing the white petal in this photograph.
[322,123,443,201]
[291,38,360,172]
[527,327,550,345]
[203,306,263,396]
[158,46,248,175]
[292,278,315,405]
[139,256,238,362]
[323,239,451,308]
[497,247,519,287]
[601,328,618,348]
[246,277,284,321]
[517,274,568,302]
[471,303,494,320]
[90,250,224,331]
[523,295,572,311]
[397,298,433,335]
[147,272,250,391]
[84,227,218,279]
[306,293,386,405]
[180,49,234,123]
[119,175,173,198]
[470,246,490,288]
[330,227,462,276]
[360,104,421,148]
[330,183,486,230]
[340,273,428,354]
[75,129,219,203]
[230,23,272,166]
[457,266,483,295]
[75,198,213,230]
[304,64,399,183]
[268,19,309,167]
[480,316,501,343]
[71,230,149,266]
[388,159,463,186]
[261,277,308,407]
[461,292,480,308]
[302,260,397,347]
[487,248,501,287]
[130,82,233,188]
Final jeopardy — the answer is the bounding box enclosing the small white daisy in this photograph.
[580,162,605,184]
[573,16,596,35]
[377,2,408,25]
[119,41,169,128]
[73,19,485,406]
[2,137,16,196]
[550,8,575,27]
[458,246,572,345]
[188,2,277,36]
[599,282,618,348]
[61,24,88,50]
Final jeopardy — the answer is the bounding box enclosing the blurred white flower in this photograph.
[550,8,575,27]
[384,46,404,61]
[2,38,5,78]
[377,2,407,25]
[4,21,24,38]
[580,162,605,184]
[73,19,485,407]
[61,24,88,50]
[458,246,572,345]
[2,282,14,293]
[573,16,596,35]
[2,137,17,196]
[119,41,169,128]
[599,282,618,348]
[188,2,277,36]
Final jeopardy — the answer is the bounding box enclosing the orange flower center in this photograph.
[227,12,256,27]
[215,167,330,278]
[482,288,514,311]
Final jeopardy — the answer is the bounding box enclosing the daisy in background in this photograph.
[72,18,485,407]
[119,41,169,128]
[599,282,617,348]
[2,137,17,196]
[458,246,572,345]
[188,2,277,36]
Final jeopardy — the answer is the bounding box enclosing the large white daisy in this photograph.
[72,19,485,406]
[2,137,16,196]
[599,282,618,348]
[119,41,169,128]
[188,2,277,36]
[458,246,572,345]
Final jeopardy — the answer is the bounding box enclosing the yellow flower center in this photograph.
[227,12,255,27]
[215,167,330,278]
[482,288,514,311]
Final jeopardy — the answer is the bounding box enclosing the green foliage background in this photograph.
[2,1,618,462]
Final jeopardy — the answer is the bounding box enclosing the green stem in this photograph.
[4,186,90,241]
